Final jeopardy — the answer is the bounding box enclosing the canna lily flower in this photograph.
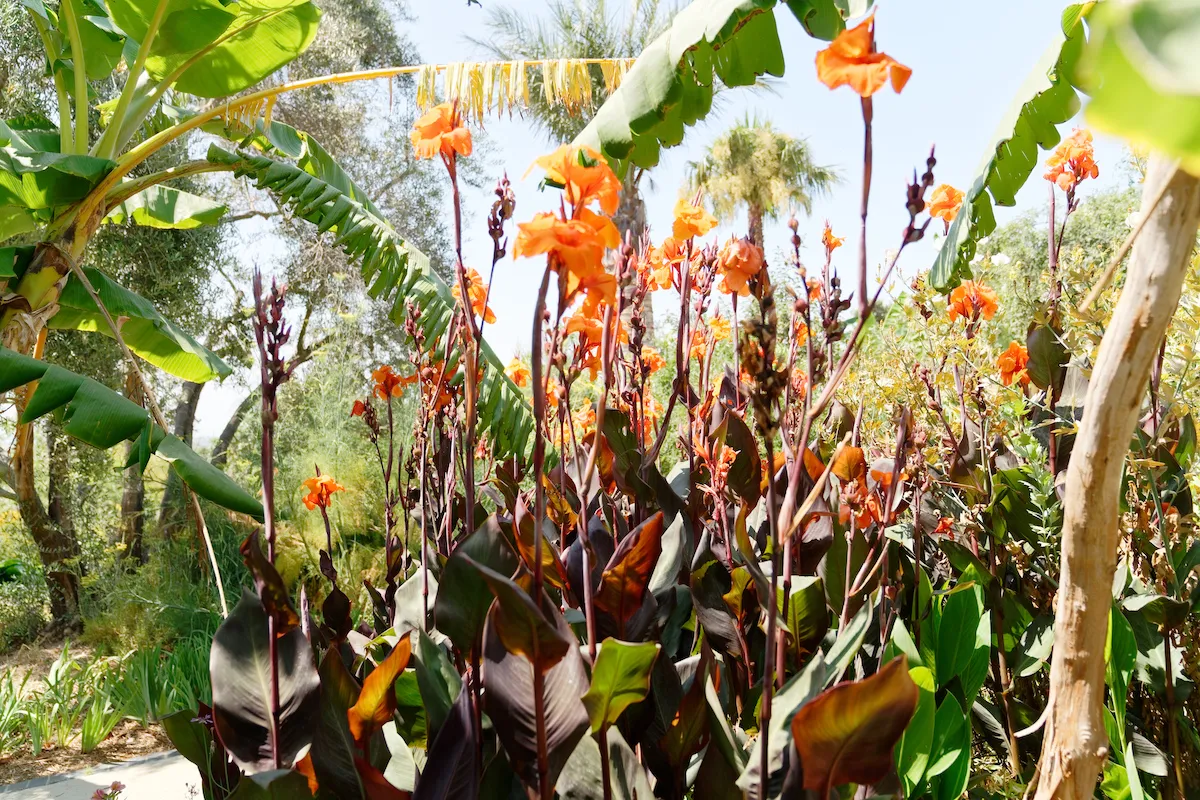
[372,364,415,400]
[505,357,530,388]
[572,406,597,437]
[529,144,622,215]
[709,314,732,343]
[546,378,562,410]
[350,399,367,417]
[303,474,344,511]
[672,198,718,240]
[451,267,496,323]
[641,346,666,375]
[716,238,764,296]
[997,341,1031,386]
[822,224,844,252]
[947,280,999,322]
[927,184,964,225]
[816,14,912,98]
[1044,128,1099,192]
[409,103,472,160]
[513,210,618,280]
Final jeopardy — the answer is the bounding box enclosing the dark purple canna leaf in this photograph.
[309,651,365,800]
[211,590,321,774]
[433,515,519,655]
[481,590,590,791]
[461,556,572,671]
[240,531,300,634]
[412,689,478,800]
[595,512,664,626]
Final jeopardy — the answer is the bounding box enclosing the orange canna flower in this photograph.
[505,357,530,388]
[926,184,964,224]
[816,15,912,98]
[410,103,472,161]
[372,364,416,400]
[997,341,1030,387]
[302,474,344,511]
[822,224,844,252]
[933,516,954,538]
[672,198,718,240]
[641,346,666,375]
[513,210,618,280]
[546,379,562,410]
[529,144,622,215]
[947,280,999,322]
[1044,128,1099,192]
[709,314,732,343]
[350,399,367,417]
[716,238,764,296]
[451,267,496,324]
[572,406,597,437]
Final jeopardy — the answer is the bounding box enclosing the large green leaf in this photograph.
[1086,0,1200,173]
[0,346,261,519]
[106,0,321,98]
[40,265,231,381]
[929,4,1091,291]
[581,639,660,733]
[0,121,115,233]
[59,0,127,80]
[104,184,227,230]
[894,666,936,797]
[207,139,535,460]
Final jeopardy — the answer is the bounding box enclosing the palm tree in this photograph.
[687,117,838,248]
[471,0,674,246]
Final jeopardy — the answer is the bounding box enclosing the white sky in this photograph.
[194,0,1129,442]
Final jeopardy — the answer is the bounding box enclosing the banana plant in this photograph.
[0,0,535,519]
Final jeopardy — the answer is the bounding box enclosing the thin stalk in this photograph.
[530,266,553,595]
[53,244,228,615]
[95,0,170,158]
[760,433,783,800]
[857,97,873,318]
[1164,631,1185,800]
[59,0,88,154]
[599,726,613,800]
[29,16,72,154]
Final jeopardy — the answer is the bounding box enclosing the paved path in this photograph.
[0,752,201,799]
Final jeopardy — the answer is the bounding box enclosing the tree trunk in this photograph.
[46,423,75,540]
[1034,156,1200,800]
[158,380,204,536]
[614,169,654,339]
[748,204,765,250]
[118,367,147,563]
[211,387,260,470]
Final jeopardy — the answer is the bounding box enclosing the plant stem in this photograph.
[760,435,783,800]
[599,726,613,800]
[96,0,170,158]
[857,97,873,319]
[55,245,228,615]
[530,266,553,596]
[1164,630,1185,800]
[59,0,88,154]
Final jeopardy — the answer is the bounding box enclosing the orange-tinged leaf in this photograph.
[356,756,411,799]
[513,499,570,590]
[594,512,664,623]
[295,752,319,794]
[347,633,412,744]
[803,448,825,482]
[790,655,919,795]
[830,446,866,482]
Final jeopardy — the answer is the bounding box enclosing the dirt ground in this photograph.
[0,720,171,786]
[0,640,172,787]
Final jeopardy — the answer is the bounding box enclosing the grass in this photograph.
[0,640,214,759]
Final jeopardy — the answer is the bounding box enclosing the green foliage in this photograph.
[0,346,262,518]
[930,4,1090,291]
[1087,0,1200,173]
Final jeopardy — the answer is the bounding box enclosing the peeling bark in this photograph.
[1034,156,1200,799]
